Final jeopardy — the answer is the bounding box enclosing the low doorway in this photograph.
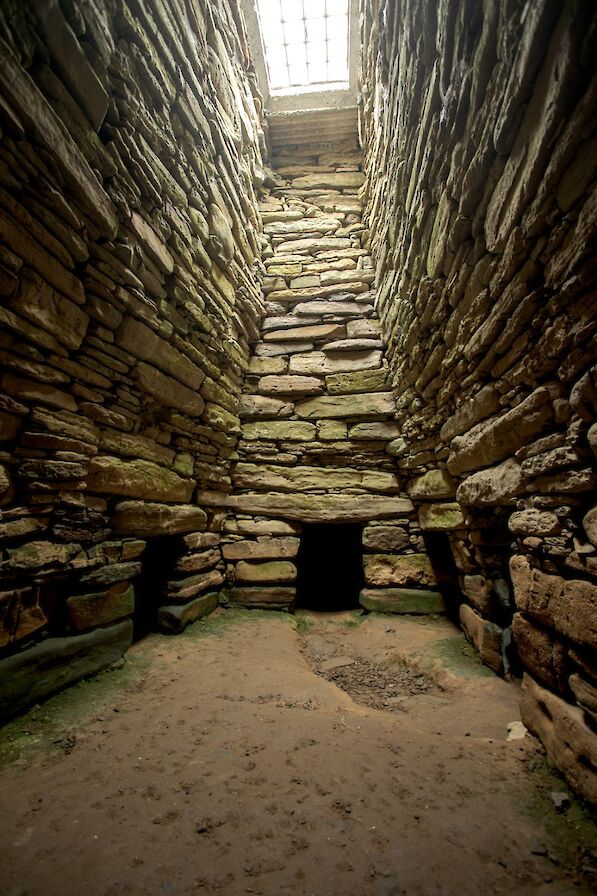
[295,523,364,611]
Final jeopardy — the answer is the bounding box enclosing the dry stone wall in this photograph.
[360,0,597,800]
[0,0,266,716]
[219,141,444,616]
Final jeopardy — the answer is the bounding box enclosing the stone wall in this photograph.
[217,141,444,616]
[0,0,265,715]
[360,0,597,800]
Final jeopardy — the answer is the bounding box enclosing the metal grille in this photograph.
[257,0,349,90]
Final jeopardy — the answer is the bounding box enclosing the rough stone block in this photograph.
[448,388,553,475]
[318,420,348,440]
[241,421,317,442]
[112,502,207,536]
[226,586,296,609]
[235,560,297,584]
[462,575,495,615]
[166,569,224,603]
[157,592,219,633]
[0,620,133,720]
[115,318,204,389]
[264,324,344,343]
[66,583,135,631]
[569,673,597,726]
[363,553,436,587]
[362,526,409,552]
[457,458,525,506]
[408,469,456,500]
[257,376,325,396]
[512,612,564,692]
[510,554,597,650]
[459,603,503,674]
[418,502,465,531]
[238,395,293,419]
[348,422,399,440]
[520,674,597,805]
[289,350,382,376]
[222,538,300,561]
[232,463,400,494]
[227,493,414,523]
[360,588,445,614]
[295,392,395,419]
[88,456,194,502]
[0,587,46,648]
[290,171,365,189]
[325,369,388,394]
[134,363,204,416]
[508,509,560,536]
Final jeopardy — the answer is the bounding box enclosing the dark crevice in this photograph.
[422,531,463,625]
[133,536,179,641]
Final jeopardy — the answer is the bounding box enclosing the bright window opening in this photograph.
[256,0,349,91]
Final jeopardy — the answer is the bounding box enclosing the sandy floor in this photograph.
[0,609,595,896]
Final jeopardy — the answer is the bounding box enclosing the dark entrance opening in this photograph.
[295,523,364,611]
[133,536,179,640]
[422,532,462,625]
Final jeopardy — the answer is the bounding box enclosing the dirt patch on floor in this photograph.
[316,655,434,710]
[0,609,595,896]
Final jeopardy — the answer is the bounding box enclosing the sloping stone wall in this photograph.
[219,141,443,615]
[360,0,597,800]
[0,0,265,714]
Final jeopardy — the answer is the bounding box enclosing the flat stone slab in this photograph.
[264,324,344,343]
[226,586,296,609]
[276,237,351,254]
[326,369,388,394]
[257,375,325,397]
[349,422,400,440]
[322,338,382,352]
[238,395,293,419]
[227,493,414,523]
[320,269,374,285]
[359,588,446,615]
[0,620,133,720]
[222,537,300,560]
[235,560,297,584]
[295,393,396,419]
[232,463,400,494]
[289,350,382,376]
[294,301,372,318]
[290,171,365,190]
[112,502,207,536]
[88,456,193,503]
[264,216,341,235]
[320,655,356,671]
[157,591,219,634]
[241,421,317,442]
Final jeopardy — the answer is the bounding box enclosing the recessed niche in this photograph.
[295,523,364,611]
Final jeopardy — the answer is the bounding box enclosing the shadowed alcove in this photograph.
[295,523,364,611]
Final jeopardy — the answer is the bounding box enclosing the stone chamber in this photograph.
[0,0,595,810]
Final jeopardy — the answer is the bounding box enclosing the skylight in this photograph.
[256,0,350,91]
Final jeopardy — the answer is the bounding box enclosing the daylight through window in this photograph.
[256,0,350,90]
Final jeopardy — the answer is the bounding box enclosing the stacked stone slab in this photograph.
[0,0,266,715]
[360,0,597,801]
[219,141,444,614]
